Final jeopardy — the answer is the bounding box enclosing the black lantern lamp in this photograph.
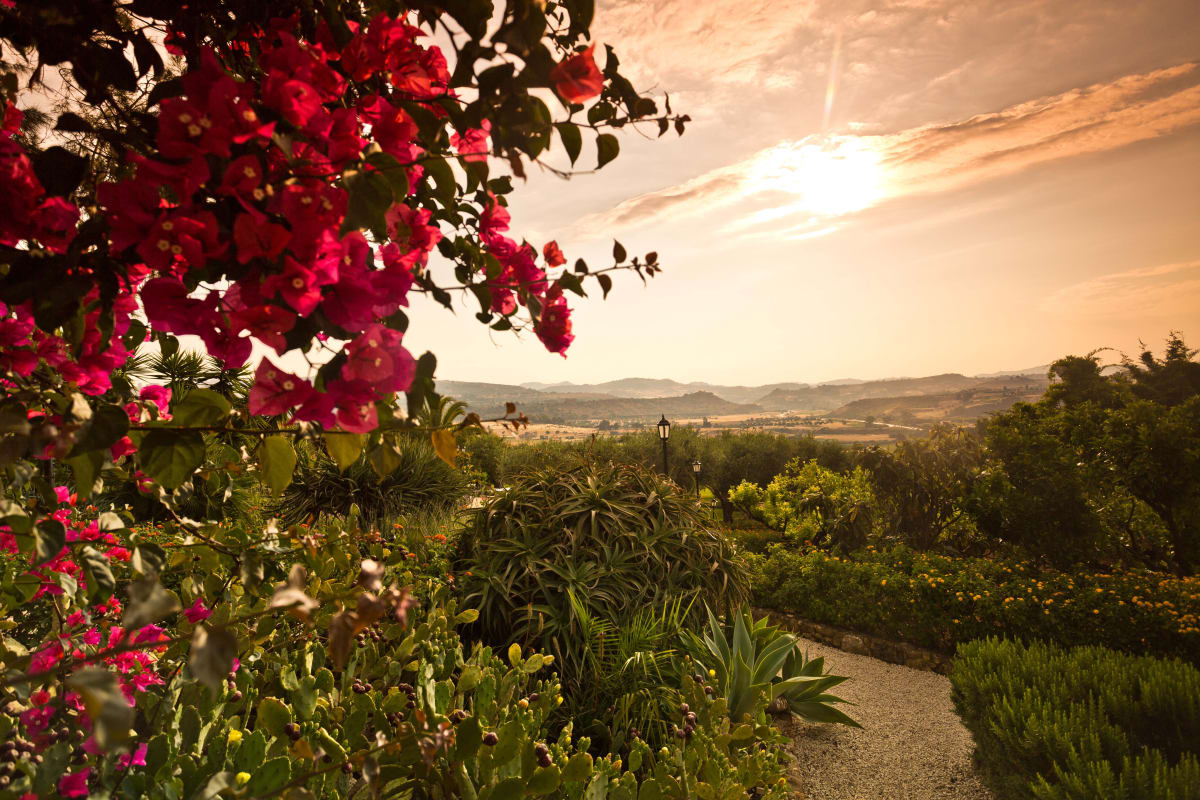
[691,458,702,497]
[657,414,670,473]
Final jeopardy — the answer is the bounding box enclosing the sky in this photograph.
[411,0,1200,386]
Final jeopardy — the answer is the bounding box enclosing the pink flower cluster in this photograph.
[2,10,587,429]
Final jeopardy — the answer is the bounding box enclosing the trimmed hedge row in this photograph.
[747,545,1200,661]
[950,638,1200,799]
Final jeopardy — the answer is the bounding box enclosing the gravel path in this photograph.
[779,637,993,800]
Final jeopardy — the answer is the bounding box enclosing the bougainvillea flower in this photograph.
[451,119,490,162]
[183,597,212,623]
[157,98,232,159]
[550,45,604,104]
[480,194,510,240]
[359,95,418,159]
[543,240,566,267]
[269,258,323,316]
[328,380,380,434]
[139,385,173,418]
[233,214,290,264]
[385,204,441,263]
[248,361,315,417]
[229,304,296,354]
[58,769,90,798]
[263,73,323,128]
[536,284,574,356]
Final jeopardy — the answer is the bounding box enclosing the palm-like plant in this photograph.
[456,462,748,692]
[416,394,469,429]
[688,606,860,727]
[136,349,252,400]
[567,591,694,748]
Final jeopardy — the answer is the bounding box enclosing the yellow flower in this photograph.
[236,772,251,786]
[708,669,716,678]
[880,579,887,586]
[227,730,243,744]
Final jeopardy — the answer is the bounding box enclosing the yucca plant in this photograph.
[688,606,860,727]
[455,461,748,706]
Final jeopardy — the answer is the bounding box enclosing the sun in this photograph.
[750,137,884,217]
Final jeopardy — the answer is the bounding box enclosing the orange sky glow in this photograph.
[411,0,1200,384]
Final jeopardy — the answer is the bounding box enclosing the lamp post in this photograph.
[657,414,671,474]
[691,458,702,498]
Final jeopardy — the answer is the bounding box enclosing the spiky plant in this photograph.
[455,461,748,699]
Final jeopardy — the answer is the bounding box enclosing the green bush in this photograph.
[271,438,468,527]
[455,462,748,699]
[750,544,1200,661]
[950,638,1200,799]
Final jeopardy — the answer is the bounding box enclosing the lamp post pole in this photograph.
[657,414,671,475]
[691,459,702,498]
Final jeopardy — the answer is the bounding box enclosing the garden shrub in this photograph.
[750,545,1200,660]
[455,462,748,700]
[271,438,469,527]
[950,638,1200,799]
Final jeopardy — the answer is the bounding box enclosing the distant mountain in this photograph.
[829,377,1049,425]
[519,378,807,404]
[445,369,1053,424]
[455,390,760,423]
[973,365,1051,378]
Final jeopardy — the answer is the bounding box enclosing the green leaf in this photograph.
[34,519,66,567]
[71,403,129,453]
[454,608,480,625]
[189,626,238,691]
[424,156,458,208]
[507,643,523,667]
[491,777,525,800]
[138,429,205,490]
[123,575,181,629]
[294,674,318,720]
[562,752,593,783]
[368,442,402,479]
[324,432,364,472]
[259,436,297,495]
[233,730,268,772]
[67,668,132,749]
[255,697,292,739]
[342,168,394,237]
[171,389,231,427]
[528,766,561,795]
[585,771,609,800]
[79,546,115,602]
[596,133,619,169]
[491,718,523,765]
[556,123,582,165]
[243,758,290,796]
[67,450,104,499]
[131,543,167,576]
[457,665,483,693]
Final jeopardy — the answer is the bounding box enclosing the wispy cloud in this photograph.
[571,63,1200,237]
[1044,260,1200,318]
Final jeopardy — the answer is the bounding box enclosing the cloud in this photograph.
[571,63,1200,236]
[1044,260,1200,319]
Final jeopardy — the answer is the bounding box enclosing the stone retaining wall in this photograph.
[757,608,953,674]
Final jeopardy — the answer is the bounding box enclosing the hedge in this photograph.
[748,545,1200,662]
[950,638,1200,799]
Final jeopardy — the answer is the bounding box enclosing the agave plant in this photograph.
[688,606,861,728]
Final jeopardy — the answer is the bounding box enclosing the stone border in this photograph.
[758,608,952,674]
